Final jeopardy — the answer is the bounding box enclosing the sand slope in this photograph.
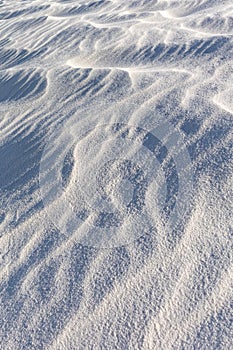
[0,0,232,349]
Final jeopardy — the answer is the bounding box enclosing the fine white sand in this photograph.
[0,0,232,349]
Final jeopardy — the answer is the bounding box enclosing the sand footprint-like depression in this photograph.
[39,112,194,249]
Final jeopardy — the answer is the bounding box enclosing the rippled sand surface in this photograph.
[0,0,232,349]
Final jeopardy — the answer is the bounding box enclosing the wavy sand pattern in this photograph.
[0,0,232,349]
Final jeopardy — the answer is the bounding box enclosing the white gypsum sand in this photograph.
[0,0,232,349]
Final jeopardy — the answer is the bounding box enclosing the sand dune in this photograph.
[0,0,232,349]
